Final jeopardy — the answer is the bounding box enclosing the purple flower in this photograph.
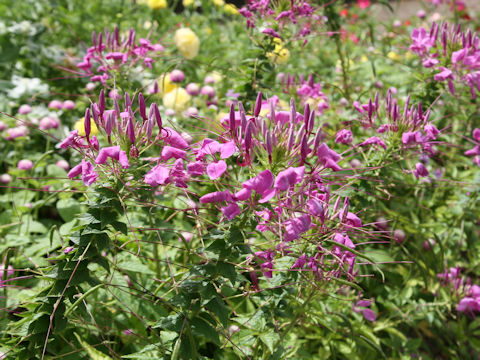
[145,165,170,186]
[335,129,353,144]
[359,136,387,150]
[17,159,34,170]
[206,160,227,180]
[262,28,281,38]
[161,146,187,161]
[200,190,232,204]
[414,162,429,178]
[284,214,311,241]
[170,69,185,83]
[274,166,305,191]
[95,146,130,168]
[242,169,274,195]
[187,161,204,176]
[18,104,32,114]
[222,203,241,220]
[68,160,98,186]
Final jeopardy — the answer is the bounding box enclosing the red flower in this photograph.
[357,0,370,9]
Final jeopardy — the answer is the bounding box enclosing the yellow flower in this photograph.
[405,51,414,60]
[183,0,194,6]
[361,55,368,63]
[158,73,178,95]
[387,51,401,61]
[223,3,239,14]
[213,0,224,6]
[175,28,200,60]
[267,38,290,65]
[163,88,191,112]
[148,0,167,9]
[74,117,98,136]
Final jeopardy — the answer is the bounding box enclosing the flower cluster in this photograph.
[76,27,164,84]
[239,0,322,41]
[438,267,480,315]
[464,128,480,167]
[410,22,480,98]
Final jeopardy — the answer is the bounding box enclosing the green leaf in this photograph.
[57,198,82,222]
[260,331,280,354]
[206,297,229,328]
[191,316,221,345]
[216,261,237,283]
[74,333,113,360]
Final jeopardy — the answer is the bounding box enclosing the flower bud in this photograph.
[393,229,405,244]
[84,108,91,138]
[254,92,262,117]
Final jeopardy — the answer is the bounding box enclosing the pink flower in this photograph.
[410,28,433,56]
[161,146,187,161]
[200,190,232,204]
[284,214,311,241]
[335,129,353,144]
[187,161,204,176]
[262,28,281,38]
[170,69,185,82]
[317,143,342,171]
[222,203,241,220]
[414,162,429,178]
[434,67,454,81]
[17,159,33,170]
[186,83,200,96]
[161,127,189,149]
[234,188,252,201]
[274,166,305,191]
[68,160,98,186]
[206,160,227,180]
[145,165,170,186]
[359,136,387,150]
[242,169,274,195]
[18,104,32,114]
[48,100,63,110]
[473,128,480,142]
[95,146,130,168]
[63,100,76,110]
[56,160,69,171]
[200,86,215,98]
[39,116,60,130]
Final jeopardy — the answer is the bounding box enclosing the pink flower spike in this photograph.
[161,146,187,161]
[242,169,274,195]
[207,160,227,180]
[222,203,241,220]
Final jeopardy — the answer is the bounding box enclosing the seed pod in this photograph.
[98,89,105,116]
[84,108,91,139]
[138,93,146,121]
